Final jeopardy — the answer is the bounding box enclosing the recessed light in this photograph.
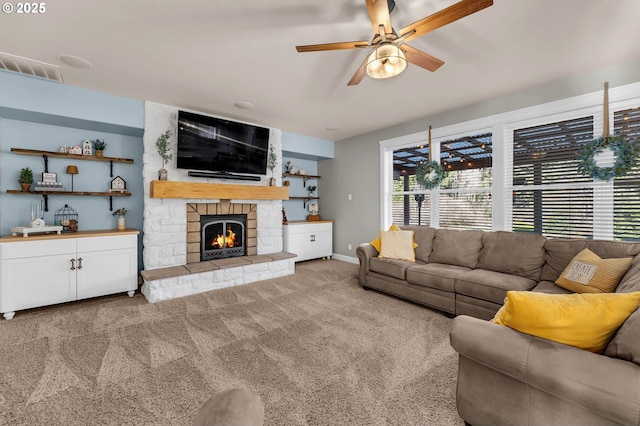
[234,101,254,110]
[58,55,92,69]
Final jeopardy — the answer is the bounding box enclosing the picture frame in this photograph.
[42,172,57,183]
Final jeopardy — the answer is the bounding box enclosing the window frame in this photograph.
[379,81,640,239]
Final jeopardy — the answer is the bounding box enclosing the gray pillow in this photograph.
[428,228,483,269]
[605,308,640,366]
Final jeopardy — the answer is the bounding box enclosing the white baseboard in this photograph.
[331,253,359,264]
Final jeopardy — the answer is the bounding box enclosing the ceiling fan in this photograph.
[295,0,493,86]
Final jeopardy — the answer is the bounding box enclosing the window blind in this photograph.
[512,116,594,238]
[614,107,640,241]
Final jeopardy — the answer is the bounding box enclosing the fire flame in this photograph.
[211,227,237,249]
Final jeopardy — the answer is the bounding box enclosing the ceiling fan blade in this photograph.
[296,40,370,52]
[347,57,369,86]
[400,44,444,72]
[399,0,493,42]
[366,0,392,35]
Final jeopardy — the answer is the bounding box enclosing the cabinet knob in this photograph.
[310,234,316,242]
[77,257,83,270]
[70,258,75,270]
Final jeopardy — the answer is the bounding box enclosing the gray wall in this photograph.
[321,57,640,260]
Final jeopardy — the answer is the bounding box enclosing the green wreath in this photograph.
[416,160,445,189]
[577,136,638,181]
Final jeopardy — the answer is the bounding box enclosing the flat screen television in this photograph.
[177,110,270,176]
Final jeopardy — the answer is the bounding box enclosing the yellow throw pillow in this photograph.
[556,248,633,293]
[493,290,640,353]
[369,224,417,252]
[379,230,416,262]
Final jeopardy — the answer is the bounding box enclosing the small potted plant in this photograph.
[307,185,317,198]
[18,167,33,191]
[113,207,127,230]
[267,144,277,186]
[156,129,172,180]
[93,139,107,157]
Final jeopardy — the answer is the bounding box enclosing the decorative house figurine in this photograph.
[68,145,82,155]
[82,139,92,156]
[59,145,69,154]
[109,176,127,193]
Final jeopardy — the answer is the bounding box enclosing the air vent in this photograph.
[0,51,63,83]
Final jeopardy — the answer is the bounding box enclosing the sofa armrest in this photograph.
[356,243,378,285]
[450,315,640,425]
[450,315,531,382]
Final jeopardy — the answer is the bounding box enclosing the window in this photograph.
[390,132,492,230]
[381,81,640,241]
[614,107,640,241]
[439,133,493,231]
[512,116,594,238]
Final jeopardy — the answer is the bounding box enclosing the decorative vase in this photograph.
[117,216,126,230]
[20,183,30,192]
[269,177,276,186]
[95,150,104,157]
[159,168,168,180]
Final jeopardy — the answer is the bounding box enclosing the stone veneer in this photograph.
[140,101,293,302]
[186,201,258,264]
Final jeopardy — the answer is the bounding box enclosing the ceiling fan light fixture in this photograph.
[365,43,407,80]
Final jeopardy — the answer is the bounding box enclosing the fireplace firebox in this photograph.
[201,214,246,260]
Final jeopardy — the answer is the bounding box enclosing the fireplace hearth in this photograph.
[201,214,246,260]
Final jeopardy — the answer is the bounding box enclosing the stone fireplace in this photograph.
[186,201,257,263]
[140,101,295,303]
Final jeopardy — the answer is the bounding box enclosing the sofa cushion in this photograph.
[532,280,573,295]
[455,269,537,305]
[618,253,640,292]
[400,226,435,262]
[406,263,470,292]
[493,290,640,353]
[555,248,633,294]
[477,231,547,281]
[541,239,640,282]
[370,257,422,281]
[428,229,483,269]
[605,308,640,366]
[379,230,415,262]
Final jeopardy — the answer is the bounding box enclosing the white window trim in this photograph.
[380,80,640,234]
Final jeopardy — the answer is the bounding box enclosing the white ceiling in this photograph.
[2,0,640,141]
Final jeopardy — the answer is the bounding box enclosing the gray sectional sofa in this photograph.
[357,226,640,425]
[357,226,640,319]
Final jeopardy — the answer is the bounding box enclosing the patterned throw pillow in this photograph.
[379,230,416,262]
[370,224,417,252]
[556,248,633,293]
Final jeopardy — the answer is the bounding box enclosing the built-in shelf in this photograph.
[282,173,320,187]
[11,148,134,164]
[8,147,135,211]
[150,180,289,200]
[7,190,131,197]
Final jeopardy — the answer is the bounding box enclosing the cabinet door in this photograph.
[76,247,137,299]
[285,229,332,262]
[1,254,76,312]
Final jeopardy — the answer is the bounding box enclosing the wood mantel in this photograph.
[150,180,289,200]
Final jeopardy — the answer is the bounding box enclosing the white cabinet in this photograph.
[283,221,333,262]
[0,231,138,320]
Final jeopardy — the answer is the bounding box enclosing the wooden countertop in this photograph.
[1,229,139,242]
[284,220,333,225]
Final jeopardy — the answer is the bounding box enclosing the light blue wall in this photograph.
[282,157,319,221]
[281,131,333,222]
[0,71,145,269]
[282,131,334,160]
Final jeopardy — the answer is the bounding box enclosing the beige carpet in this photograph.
[0,260,463,425]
